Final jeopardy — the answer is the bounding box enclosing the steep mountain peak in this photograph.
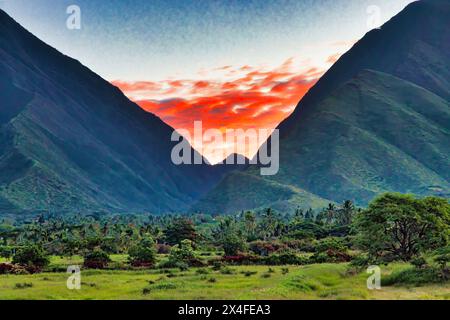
[280,0,450,134]
[0,9,228,215]
[195,0,450,214]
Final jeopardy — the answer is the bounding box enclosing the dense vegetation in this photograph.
[0,193,448,293]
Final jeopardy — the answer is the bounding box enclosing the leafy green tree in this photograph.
[354,193,450,261]
[83,248,111,269]
[221,232,246,256]
[243,211,257,241]
[164,217,197,245]
[337,200,355,226]
[304,208,314,220]
[12,245,49,269]
[128,237,157,267]
[167,239,200,267]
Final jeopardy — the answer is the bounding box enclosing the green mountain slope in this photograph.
[0,9,231,215]
[194,0,450,213]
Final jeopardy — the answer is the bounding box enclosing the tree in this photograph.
[337,200,355,226]
[221,232,246,256]
[167,239,201,268]
[304,208,314,220]
[164,217,197,245]
[243,211,257,241]
[128,237,157,267]
[83,248,111,269]
[353,193,450,262]
[12,245,49,271]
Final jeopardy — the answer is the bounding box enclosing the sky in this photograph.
[1,0,415,163]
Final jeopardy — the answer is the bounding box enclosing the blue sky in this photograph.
[1,0,415,82]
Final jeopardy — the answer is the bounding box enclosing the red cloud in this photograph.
[112,58,327,162]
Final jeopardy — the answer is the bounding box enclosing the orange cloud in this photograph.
[112,58,327,163]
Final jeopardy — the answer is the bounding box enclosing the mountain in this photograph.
[0,9,230,215]
[194,0,450,213]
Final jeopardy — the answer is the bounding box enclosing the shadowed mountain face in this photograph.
[194,0,450,213]
[0,9,232,214]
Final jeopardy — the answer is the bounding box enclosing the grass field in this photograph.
[0,255,449,300]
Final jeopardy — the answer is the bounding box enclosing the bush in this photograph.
[196,268,209,275]
[14,282,33,289]
[128,237,157,267]
[156,244,171,254]
[349,254,371,269]
[435,254,449,271]
[382,267,446,286]
[0,246,13,259]
[310,238,351,263]
[249,241,285,256]
[265,251,308,265]
[83,249,111,269]
[166,240,203,268]
[0,263,28,275]
[411,256,428,269]
[242,270,257,277]
[220,267,235,275]
[282,239,316,253]
[222,254,261,265]
[12,245,49,272]
[210,260,223,271]
[221,233,246,256]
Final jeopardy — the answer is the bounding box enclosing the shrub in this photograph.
[265,251,308,265]
[281,267,289,275]
[196,268,209,275]
[0,246,13,259]
[142,287,151,295]
[210,260,223,271]
[349,254,371,269]
[249,241,285,256]
[0,263,28,275]
[310,238,351,263]
[382,267,445,286]
[14,282,33,289]
[221,232,246,256]
[411,256,428,269]
[435,254,449,271]
[166,240,203,268]
[242,271,257,277]
[156,244,171,254]
[83,249,111,269]
[220,267,235,275]
[128,237,157,267]
[12,245,49,272]
[282,239,316,253]
[222,254,261,265]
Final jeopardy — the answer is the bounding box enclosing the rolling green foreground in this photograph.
[0,256,448,300]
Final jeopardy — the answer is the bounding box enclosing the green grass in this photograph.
[0,261,448,300]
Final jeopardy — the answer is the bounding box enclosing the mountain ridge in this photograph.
[194,0,450,214]
[0,8,231,214]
